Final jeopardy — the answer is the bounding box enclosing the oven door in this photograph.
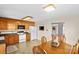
[17,31,26,43]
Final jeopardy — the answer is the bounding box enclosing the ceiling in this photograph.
[0,4,79,21]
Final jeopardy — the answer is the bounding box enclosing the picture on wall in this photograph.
[39,26,44,31]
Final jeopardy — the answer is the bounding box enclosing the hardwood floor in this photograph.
[7,40,40,54]
[7,40,71,54]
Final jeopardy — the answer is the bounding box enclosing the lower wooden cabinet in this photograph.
[0,44,6,54]
[14,36,19,43]
[5,33,31,45]
[26,32,30,41]
[5,34,19,46]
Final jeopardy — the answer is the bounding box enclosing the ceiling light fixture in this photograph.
[43,4,56,12]
[22,16,34,22]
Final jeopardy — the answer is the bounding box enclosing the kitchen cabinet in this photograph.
[14,35,19,43]
[5,34,19,46]
[23,22,29,29]
[0,44,6,54]
[0,17,35,30]
[0,20,7,30]
[26,32,30,41]
[7,21,17,30]
[17,21,29,29]
[25,24,29,29]
[0,18,17,30]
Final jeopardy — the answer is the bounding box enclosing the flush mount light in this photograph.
[43,4,56,12]
[22,16,33,20]
[22,16,34,22]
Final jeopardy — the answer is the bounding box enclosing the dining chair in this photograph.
[41,36,47,45]
[58,35,66,43]
[32,46,47,54]
[71,43,79,54]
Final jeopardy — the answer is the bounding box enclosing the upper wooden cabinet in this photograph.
[7,20,17,30]
[17,21,29,29]
[0,20,7,30]
[0,17,35,30]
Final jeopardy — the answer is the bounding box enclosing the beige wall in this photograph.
[36,16,79,45]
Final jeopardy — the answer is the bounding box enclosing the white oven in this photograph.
[0,36,4,40]
[17,31,26,43]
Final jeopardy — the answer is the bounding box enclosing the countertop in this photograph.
[0,40,5,44]
[0,30,30,44]
[0,36,5,44]
[0,30,30,36]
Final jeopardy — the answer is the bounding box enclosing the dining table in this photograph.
[39,41,72,54]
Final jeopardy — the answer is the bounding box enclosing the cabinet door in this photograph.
[26,33,30,41]
[0,44,6,54]
[5,34,19,46]
[19,21,29,30]
[7,22,17,30]
[25,23,29,29]
[23,22,29,29]
[14,35,19,43]
[0,20,7,30]
[7,35,15,45]
[5,36,9,45]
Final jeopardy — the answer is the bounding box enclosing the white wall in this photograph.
[36,20,52,41]
[36,16,79,45]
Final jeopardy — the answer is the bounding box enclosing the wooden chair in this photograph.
[58,35,66,43]
[71,43,79,54]
[71,40,79,54]
[32,46,47,54]
[52,35,65,42]
[52,35,65,44]
[71,45,77,54]
[41,36,47,45]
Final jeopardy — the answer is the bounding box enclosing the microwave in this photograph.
[18,25,25,29]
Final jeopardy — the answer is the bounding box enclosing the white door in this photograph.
[52,24,58,35]
[29,26,37,40]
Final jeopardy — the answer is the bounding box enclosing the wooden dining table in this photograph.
[39,42,71,54]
